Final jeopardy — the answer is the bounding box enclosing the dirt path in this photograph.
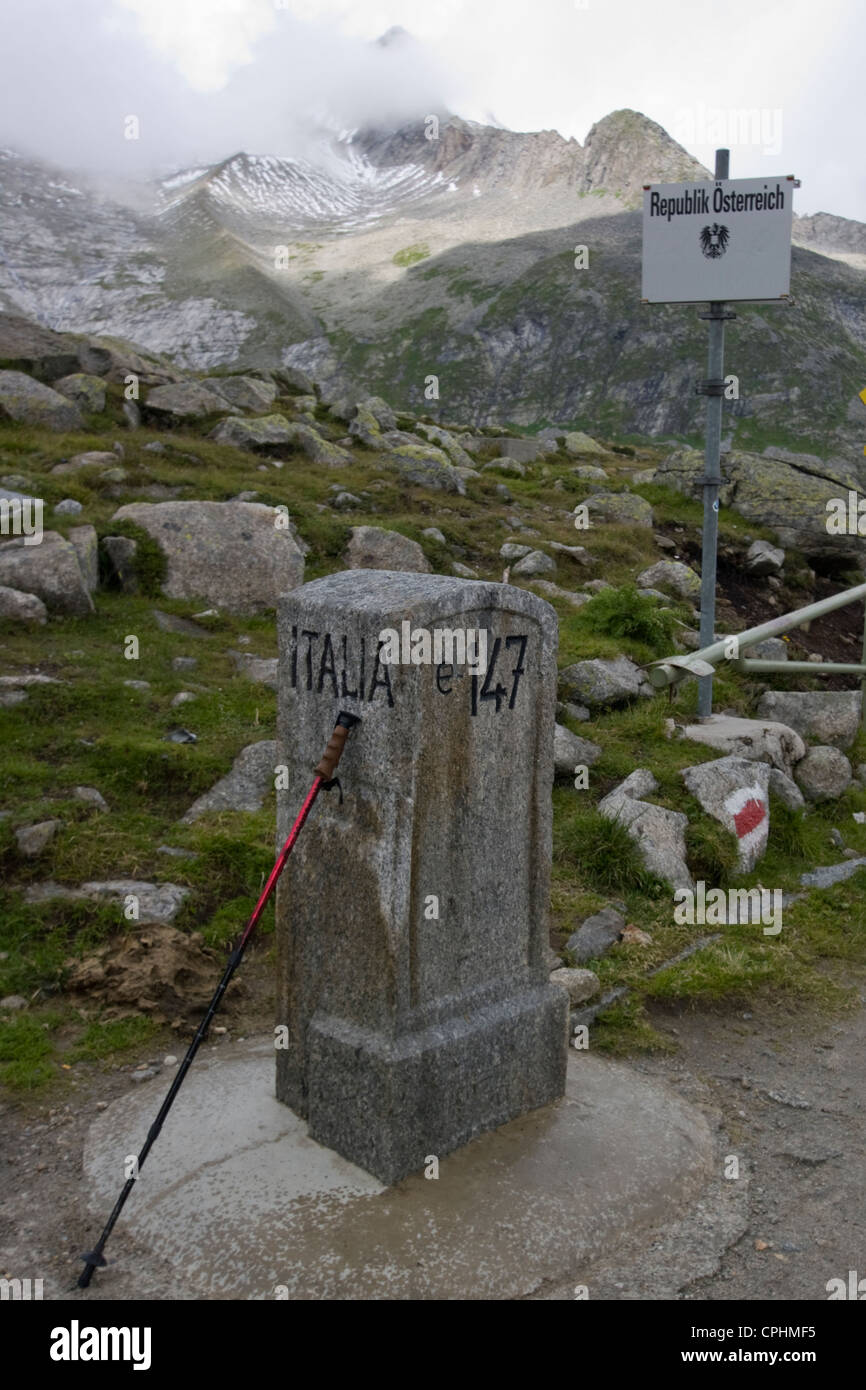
[3,970,865,1302]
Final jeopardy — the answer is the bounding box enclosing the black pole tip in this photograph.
[77,1250,106,1287]
[336,710,361,729]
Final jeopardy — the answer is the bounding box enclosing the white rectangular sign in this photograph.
[642,176,795,303]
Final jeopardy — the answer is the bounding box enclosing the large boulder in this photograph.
[207,376,277,412]
[598,770,692,890]
[282,422,351,466]
[111,501,305,614]
[144,382,233,420]
[681,714,806,774]
[756,690,861,750]
[210,414,293,450]
[181,741,278,824]
[584,492,653,527]
[559,655,653,707]
[343,526,431,573]
[564,431,609,459]
[655,446,866,562]
[681,756,771,872]
[0,370,84,430]
[0,532,94,616]
[413,423,475,470]
[53,372,106,413]
[637,560,701,600]
[0,311,80,380]
[382,442,466,494]
[794,746,853,803]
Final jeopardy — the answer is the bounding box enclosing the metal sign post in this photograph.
[697,148,731,717]
[642,155,796,719]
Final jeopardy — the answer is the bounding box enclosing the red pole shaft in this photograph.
[238,774,323,949]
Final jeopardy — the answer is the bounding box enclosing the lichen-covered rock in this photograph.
[383,443,467,495]
[112,501,304,614]
[656,446,866,562]
[414,423,475,470]
[209,414,293,449]
[53,372,106,412]
[0,369,84,430]
[348,404,384,446]
[584,491,653,527]
[564,431,609,458]
[207,375,277,412]
[283,422,351,466]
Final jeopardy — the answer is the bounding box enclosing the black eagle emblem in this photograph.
[700,223,730,259]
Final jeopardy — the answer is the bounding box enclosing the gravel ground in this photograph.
[2,971,864,1302]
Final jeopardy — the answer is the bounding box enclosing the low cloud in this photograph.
[0,0,455,178]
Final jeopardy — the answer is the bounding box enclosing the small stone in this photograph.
[512,550,556,577]
[164,1055,178,1066]
[548,967,600,1005]
[164,728,197,743]
[566,908,625,964]
[170,691,197,706]
[53,498,83,516]
[171,657,198,671]
[123,679,150,691]
[494,484,512,502]
[14,820,62,858]
[332,492,363,509]
[620,924,653,946]
[74,786,108,811]
[130,1069,157,1082]
[0,995,28,1011]
[422,527,446,544]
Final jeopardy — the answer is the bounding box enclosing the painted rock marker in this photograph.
[275,570,568,1185]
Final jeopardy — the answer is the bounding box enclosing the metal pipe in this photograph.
[648,581,866,687]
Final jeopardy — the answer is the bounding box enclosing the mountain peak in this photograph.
[582,108,709,194]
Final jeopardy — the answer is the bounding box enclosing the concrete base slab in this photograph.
[83,1040,715,1299]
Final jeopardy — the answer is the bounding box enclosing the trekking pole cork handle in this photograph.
[314,711,361,780]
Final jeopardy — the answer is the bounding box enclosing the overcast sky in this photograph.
[1,0,862,220]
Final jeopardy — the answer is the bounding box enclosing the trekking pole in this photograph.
[77,709,361,1289]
